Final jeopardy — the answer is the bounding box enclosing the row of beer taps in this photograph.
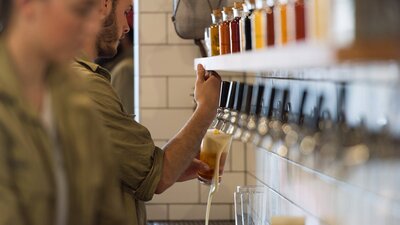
[210,81,399,174]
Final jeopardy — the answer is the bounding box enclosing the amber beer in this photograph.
[198,129,232,185]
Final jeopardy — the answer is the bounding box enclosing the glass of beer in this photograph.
[198,129,233,185]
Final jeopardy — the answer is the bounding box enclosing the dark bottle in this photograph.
[231,2,244,53]
[244,0,256,51]
[294,0,306,41]
[266,0,276,46]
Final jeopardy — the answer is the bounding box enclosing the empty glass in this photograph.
[234,186,269,225]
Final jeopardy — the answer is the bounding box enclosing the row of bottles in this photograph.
[210,80,400,174]
[205,0,332,56]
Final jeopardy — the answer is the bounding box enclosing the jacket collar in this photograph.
[75,57,111,82]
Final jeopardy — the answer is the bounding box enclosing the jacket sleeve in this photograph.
[0,127,24,225]
[82,73,163,202]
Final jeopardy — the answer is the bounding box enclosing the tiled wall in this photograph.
[244,76,400,225]
[137,0,247,221]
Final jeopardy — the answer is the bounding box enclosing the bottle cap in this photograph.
[223,6,233,13]
[212,9,222,16]
[219,81,230,108]
[233,2,244,9]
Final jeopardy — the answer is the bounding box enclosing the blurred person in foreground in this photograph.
[0,0,127,224]
[72,0,221,224]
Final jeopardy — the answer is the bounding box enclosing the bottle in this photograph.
[244,0,256,51]
[266,0,276,46]
[240,3,249,52]
[293,0,306,41]
[219,7,234,55]
[277,0,289,45]
[231,2,244,53]
[210,9,222,56]
[252,0,267,49]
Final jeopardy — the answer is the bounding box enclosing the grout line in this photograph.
[141,107,193,110]
[167,204,170,220]
[166,76,170,108]
[140,43,196,46]
[139,11,173,14]
[165,13,169,44]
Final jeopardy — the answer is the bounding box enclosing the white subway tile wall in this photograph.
[138,0,247,221]
[140,109,193,139]
[151,180,199,204]
[140,13,168,44]
[146,205,168,220]
[140,45,200,76]
[167,77,196,108]
[140,0,173,12]
[140,77,167,108]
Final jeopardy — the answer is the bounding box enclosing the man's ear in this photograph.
[99,0,112,19]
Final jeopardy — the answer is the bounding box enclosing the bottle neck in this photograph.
[233,9,243,18]
[255,0,267,9]
[211,14,222,24]
[222,12,234,21]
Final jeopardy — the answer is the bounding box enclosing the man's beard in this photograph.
[96,8,119,58]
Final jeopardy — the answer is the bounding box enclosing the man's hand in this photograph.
[177,158,211,182]
[194,64,221,120]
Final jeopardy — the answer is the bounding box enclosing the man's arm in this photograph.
[155,64,221,193]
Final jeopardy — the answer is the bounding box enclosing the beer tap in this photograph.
[261,89,289,151]
[220,81,238,133]
[233,84,254,140]
[211,81,230,130]
[241,84,265,143]
[254,87,276,147]
[226,82,245,135]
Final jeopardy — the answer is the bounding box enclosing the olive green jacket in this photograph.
[73,59,163,225]
[0,41,127,225]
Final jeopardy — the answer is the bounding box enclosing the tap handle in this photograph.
[298,90,308,125]
[279,89,290,121]
[251,84,265,116]
[219,81,230,108]
[241,84,254,114]
[314,95,325,130]
[226,81,237,110]
[233,82,245,111]
[267,87,276,119]
[337,84,347,124]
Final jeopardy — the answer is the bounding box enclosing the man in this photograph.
[0,0,127,224]
[72,0,221,224]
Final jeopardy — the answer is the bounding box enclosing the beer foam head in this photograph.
[202,129,232,153]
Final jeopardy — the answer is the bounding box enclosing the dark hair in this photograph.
[0,0,12,33]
